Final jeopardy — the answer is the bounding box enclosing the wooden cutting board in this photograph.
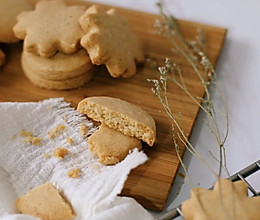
[0,1,227,211]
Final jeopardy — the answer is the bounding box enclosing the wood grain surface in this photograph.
[0,1,227,211]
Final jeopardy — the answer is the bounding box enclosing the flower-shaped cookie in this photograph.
[13,0,86,57]
[79,5,144,78]
[182,178,260,220]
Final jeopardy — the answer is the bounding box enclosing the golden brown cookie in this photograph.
[22,64,95,90]
[182,178,260,220]
[16,182,75,220]
[0,0,32,43]
[0,49,5,67]
[22,49,94,80]
[79,5,144,78]
[77,96,156,146]
[88,124,142,165]
[13,0,86,57]
[21,51,95,90]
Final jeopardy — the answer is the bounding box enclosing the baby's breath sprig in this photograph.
[148,1,229,180]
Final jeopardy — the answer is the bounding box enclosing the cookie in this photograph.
[16,182,75,220]
[22,64,95,90]
[0,0,32,43]
[182,178,260,220]
[21,50,95,90]
[22,49,94,80]
[77,96,156,146]
[79,5,144,78]
[0,49,5,67]
[13,0,86,57]
[88,124,142,165]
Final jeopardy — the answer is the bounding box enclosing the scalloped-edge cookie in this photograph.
[79,5,144,78]
[13,0,86,57]
[16,182,75,220]
[182,178,260,220]
[77,96,156,146]
[0,0,32,43]
[88,124,142,165]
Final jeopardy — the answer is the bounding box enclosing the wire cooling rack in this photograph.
[156,159,260,220]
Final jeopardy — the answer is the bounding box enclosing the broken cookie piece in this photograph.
[77,96,156,146]
[88,124,142,165]
[16,182,75,220]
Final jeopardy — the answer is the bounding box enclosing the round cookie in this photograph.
[22,52,95,90]
[22,66,95,90]
[22,49,94,80]
[77,96,156,146]
[0,0,32,43]
[88,124,142,165]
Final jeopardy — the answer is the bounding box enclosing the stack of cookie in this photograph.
[12,0,144,89]
[13,1,95,90]
[77,96,156,165]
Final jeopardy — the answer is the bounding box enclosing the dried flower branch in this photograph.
[148,1,229,182]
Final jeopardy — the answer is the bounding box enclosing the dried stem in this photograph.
[148,1,229,183]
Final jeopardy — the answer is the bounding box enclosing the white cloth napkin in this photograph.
[0,98,153,220]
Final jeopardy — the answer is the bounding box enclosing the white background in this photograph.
[88,0,260,219]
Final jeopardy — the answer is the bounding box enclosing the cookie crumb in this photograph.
[20,130,33,137]
[26,136,42,146]
[53,147,69,159]
[48,125,66,139]
[44,153,50,159]
[67,168,81,178]
[66,137,73,145]
[80,123,87,136]
[19,129,42,146]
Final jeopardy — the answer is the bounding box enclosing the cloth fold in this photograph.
[0,98,153,220]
